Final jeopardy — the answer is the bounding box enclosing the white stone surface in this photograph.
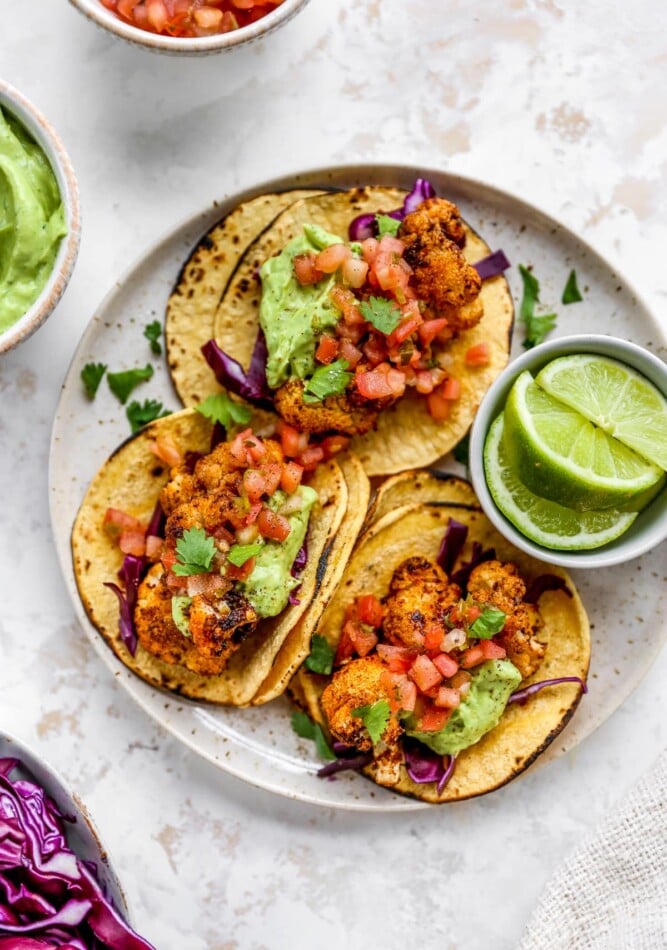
[1,1,666,948]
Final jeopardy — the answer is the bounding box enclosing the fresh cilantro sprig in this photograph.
[304,634,334,676]
[303,359,352,404]
[352,699,391,745]
[518,265,557,349]
[81,362,107,400]
[359,296,402,336]
[107,364,154,404]
[227,542,263,567]
[470,607,507,640]
[144,320,163,356]
[196,392,252,429]
[561,269,583,305]
[291,711,335,761]
[173,527,216,576]
[375,214,401,238]
[126,399,171,434]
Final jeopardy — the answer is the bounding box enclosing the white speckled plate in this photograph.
[50,165,667,811]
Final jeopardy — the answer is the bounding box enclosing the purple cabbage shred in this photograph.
[145,501,164,540]
[450,542,496,589]
[404,742,456,794]
[508,677,588,705]
[201,333,272,408]
[524,574,572,603]
[317,751,374,778]
[0,759,155,949]
[473,249,511,280]
[288,543,308,606]
[436,518,468,577]
[103,554,146,657]
[348,178,436,240]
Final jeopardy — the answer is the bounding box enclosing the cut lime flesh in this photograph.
[484,415,638,551]
[536,355,667,471]
[503,371,663,510]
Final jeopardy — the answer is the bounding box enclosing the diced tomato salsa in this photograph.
[99,0,284,37]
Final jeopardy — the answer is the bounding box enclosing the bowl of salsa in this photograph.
[0,81,80,355]
[68,0,311,54]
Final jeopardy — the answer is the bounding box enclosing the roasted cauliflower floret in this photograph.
[383,557,462,649]
[321,657,402,752]
[159,467,196,516]
[399,197,483,333]
[274,378,378,436]
[468,560,546,678]
[189,588,257,660]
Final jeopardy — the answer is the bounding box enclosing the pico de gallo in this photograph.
[99,0,285,37]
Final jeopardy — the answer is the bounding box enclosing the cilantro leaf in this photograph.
[470,606,507,639]
[173,527,216,576]
[290,711,335,761]
[561,269,583,305]
[303,359,352,404]
[518,265,557,349]
[375,214,401,238]
[352,699,391,745]
[227,542,263,567]
[304,634,334,676]
[359,296,402,335]
[107,364,154,404]
[196,392,252,430]
[171,596,192,638]
[144,320,163,355]
[81,362,107,400]
[453,431,470,468]
[126,399,171,434]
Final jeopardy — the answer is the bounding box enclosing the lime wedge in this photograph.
[484,415,638,550]
[503,371,663,510]
[536,355,667,470]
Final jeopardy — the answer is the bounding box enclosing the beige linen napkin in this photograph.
[520,749,667,949]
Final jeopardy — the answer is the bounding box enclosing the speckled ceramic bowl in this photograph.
[68,0,311,55]
[0,81,81,356]
[469,334,667,569]
[0,731,130,919]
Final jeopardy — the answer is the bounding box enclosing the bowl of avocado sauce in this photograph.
[0,81,80,354]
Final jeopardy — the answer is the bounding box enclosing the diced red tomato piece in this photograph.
[226,557,256,582]
[460,645,486,669]
[297,446,325,471]
[278,423,309,459]
[480,639,507,660]
[435,687,461,709]
[415,370,436,395]
[260,461,282,496]
[145,535,163,559]
[257,507,291,542]
[315,243,351,274]
[432,652,460,679]
[119,528,146,556]
[356,594,384,628]
[423,622,445,653]
[150,434,183,468]
[339,339,363,368]
[344,620,378,658]
[440,377,461,401]
[315,334,340,365]
[186,572,226,596]
[376,643,418,674]
[334,625,356,666]
[360,237,379,264]
[280,461,303,494]
[161,547,178,572]
[244,434,267,463]
[104,508,144,532]
[243,502,263,526]
[320,435,350,459]
[417,704,451,733]
[397,677,418,713]
[362,335,388,366]
[356,363,406,400]
[230,429,253,466]
[426,389,451,421]
[465,342,491,367]
[387,314,422,347]
[408,655,443,693]
[243,469,267,504]
[418,318,449,347]
[342,256,369,289]
[293,253,324,285]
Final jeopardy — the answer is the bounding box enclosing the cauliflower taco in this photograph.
[178,180,513,476]
[72,404,369,706]
[294,473,590,802]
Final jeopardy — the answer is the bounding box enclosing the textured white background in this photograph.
[1,1,667,947]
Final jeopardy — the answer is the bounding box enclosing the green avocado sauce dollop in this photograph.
[259,223,346,389]
[240,485,318,619]
[0,107,67,333]
[405,659,523,757]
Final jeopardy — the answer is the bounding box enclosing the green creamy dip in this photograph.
[406,659,522,756]
[0,106,67,333]
[240,485,318,618]
[259,223,344,389]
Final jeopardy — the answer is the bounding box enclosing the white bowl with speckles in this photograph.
[68,0,311,55]
[469,334,667,569]
[0,81,81,356]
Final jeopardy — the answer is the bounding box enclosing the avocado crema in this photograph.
[0,107,67,333]
[259,223,346,389]
[240,485,318,618]
[406,659,523,756]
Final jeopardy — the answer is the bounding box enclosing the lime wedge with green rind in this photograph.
[484,415,638,550]
[503,371,663,511]
[536,355,667,471]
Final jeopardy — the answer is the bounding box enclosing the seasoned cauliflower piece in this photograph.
[383,557,462,649]
[274,378,378,436]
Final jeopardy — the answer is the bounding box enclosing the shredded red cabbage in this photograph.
[348,178,436,240]
[201,333,272,408]
[103,555,146,657]
[524,574,572,603]
[404,742,456,793]
[473,250,511,280]
[317,751,373,778]
[0,760,154,949]
[209,422,227,451]
[436,518,468,577]
[288,543,308,606]
[450,541,497,589]
[508,677,588,705]
[145,501,164,540]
